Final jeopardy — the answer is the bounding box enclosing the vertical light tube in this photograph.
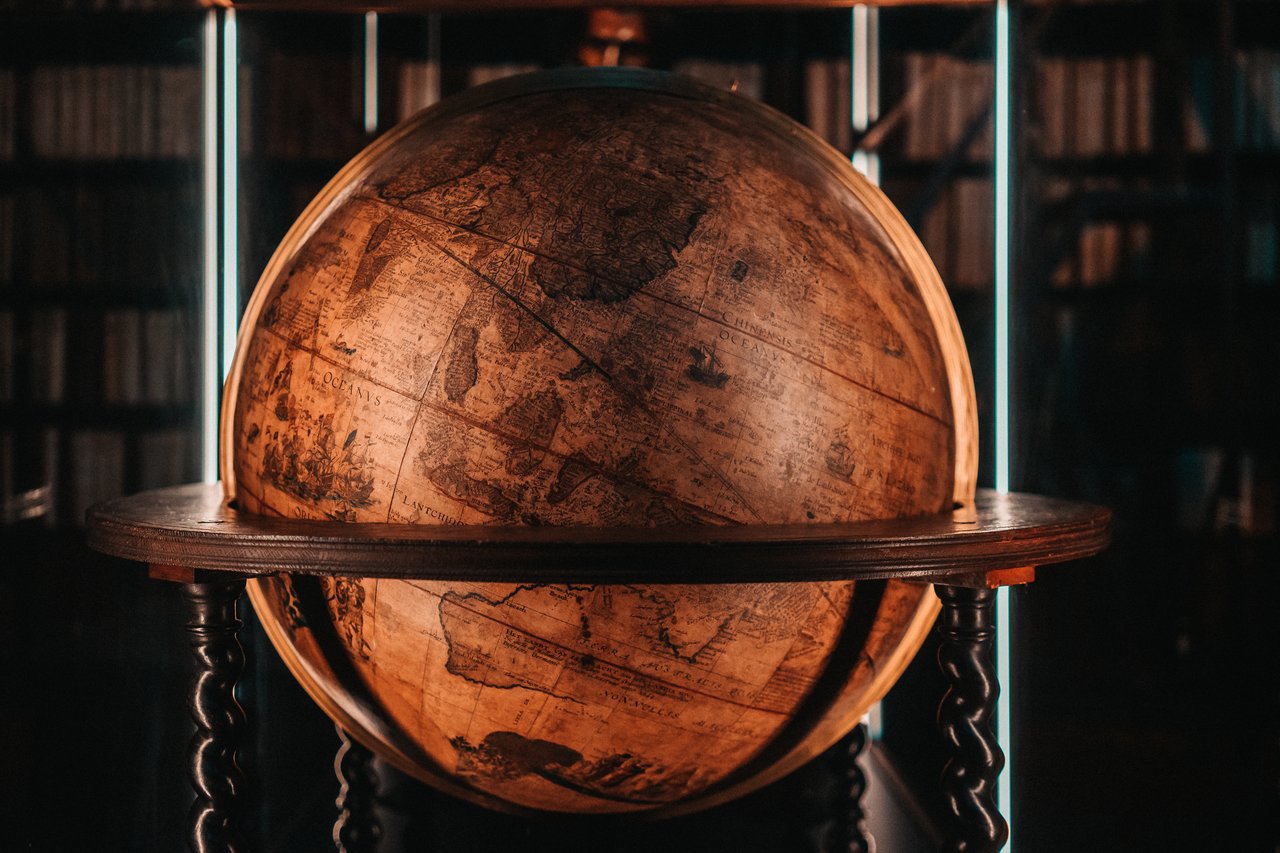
[200,10,220,482]
[851,5,880,184]
[221,9,238,383]
[364,12,379,134]
[995,6,1012,493]
[994,0,1015,843]
[854,3,883,743]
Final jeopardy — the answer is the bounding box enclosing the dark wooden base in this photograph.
[935,584,1008,853]
[834,720,873,853]
[183,580,248,853]
[334,726,383,853]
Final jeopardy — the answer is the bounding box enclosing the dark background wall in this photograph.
[1,2,1276,851]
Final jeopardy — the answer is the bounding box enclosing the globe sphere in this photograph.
[223,68,976,815]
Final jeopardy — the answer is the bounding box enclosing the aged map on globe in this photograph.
[226,71,971,813]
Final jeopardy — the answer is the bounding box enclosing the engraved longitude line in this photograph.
[385,285,475,521]
[366,195,952,430]
[252,294,473,519]
[696,581,889,800]
[436,582,778,683]
[428,239,766,523]
[363,195,627,285]
[386,400,427,523]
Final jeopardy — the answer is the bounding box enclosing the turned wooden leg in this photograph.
[935,584,1007,853]
[834,720,873,853]
[334,725,382,853]
[183,579,248,853]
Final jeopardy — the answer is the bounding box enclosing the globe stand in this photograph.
[88,483,1109,853]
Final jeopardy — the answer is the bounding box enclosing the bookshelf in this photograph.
[2,2,1274,850]
[0,8,205,529]
[0,9,210,853]
[1008,3,1279,851]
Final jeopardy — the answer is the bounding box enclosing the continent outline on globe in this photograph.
[221,67,978,815]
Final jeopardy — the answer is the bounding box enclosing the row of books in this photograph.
[4,307,195,406]
[897,53,995,163]
[897,53,1159,162]
[919,181,1157,292]
[400,59,771,135]
[9,46,1276,168]
[0,427,195,529]
[1040,49,1280,159]
[920,182,1276,292]
[0,70,14,161]
[258,53,370,161]
[1186,50,1280,153]
[397,60,442,124]
[2,185,201,287]
[398,56,848,155]
[28,64,202,160]
[1050,220,1154,289]
[1036,56,1155,159]
[101,308,196,405]
[804,57,854,156]
[1245,214,1278,285]
[0,193,12,285]
[918,177,995,292]
[0,311,12,404]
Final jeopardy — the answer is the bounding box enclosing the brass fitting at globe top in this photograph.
[578,8,650,68]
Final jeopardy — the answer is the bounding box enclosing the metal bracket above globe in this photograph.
[219,67,979,815]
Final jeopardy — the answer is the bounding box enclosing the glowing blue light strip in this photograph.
[994,0,1014,842]
[853,3,883,742]
[221,9,238,384]
[200,10,220,482]
[851,5,880,185]
[995,7,1011,493]
[364,12,379,134]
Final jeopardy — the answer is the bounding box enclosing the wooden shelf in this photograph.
[0,285,198,308]
[207,0,989,11]
[0,11,204,65]
[0,403,198,430]
[0,160,200,185]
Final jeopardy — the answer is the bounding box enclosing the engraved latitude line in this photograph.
[402,398,745,526]
[436,586,791,718]
[631,285,953,430]
[363,195,953,429]
[257,323,420,401]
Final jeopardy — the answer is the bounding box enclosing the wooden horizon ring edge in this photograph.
[205,1,991,11]
[89,485,1110,582]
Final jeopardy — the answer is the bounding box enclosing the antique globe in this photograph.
[222,68,977,816]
